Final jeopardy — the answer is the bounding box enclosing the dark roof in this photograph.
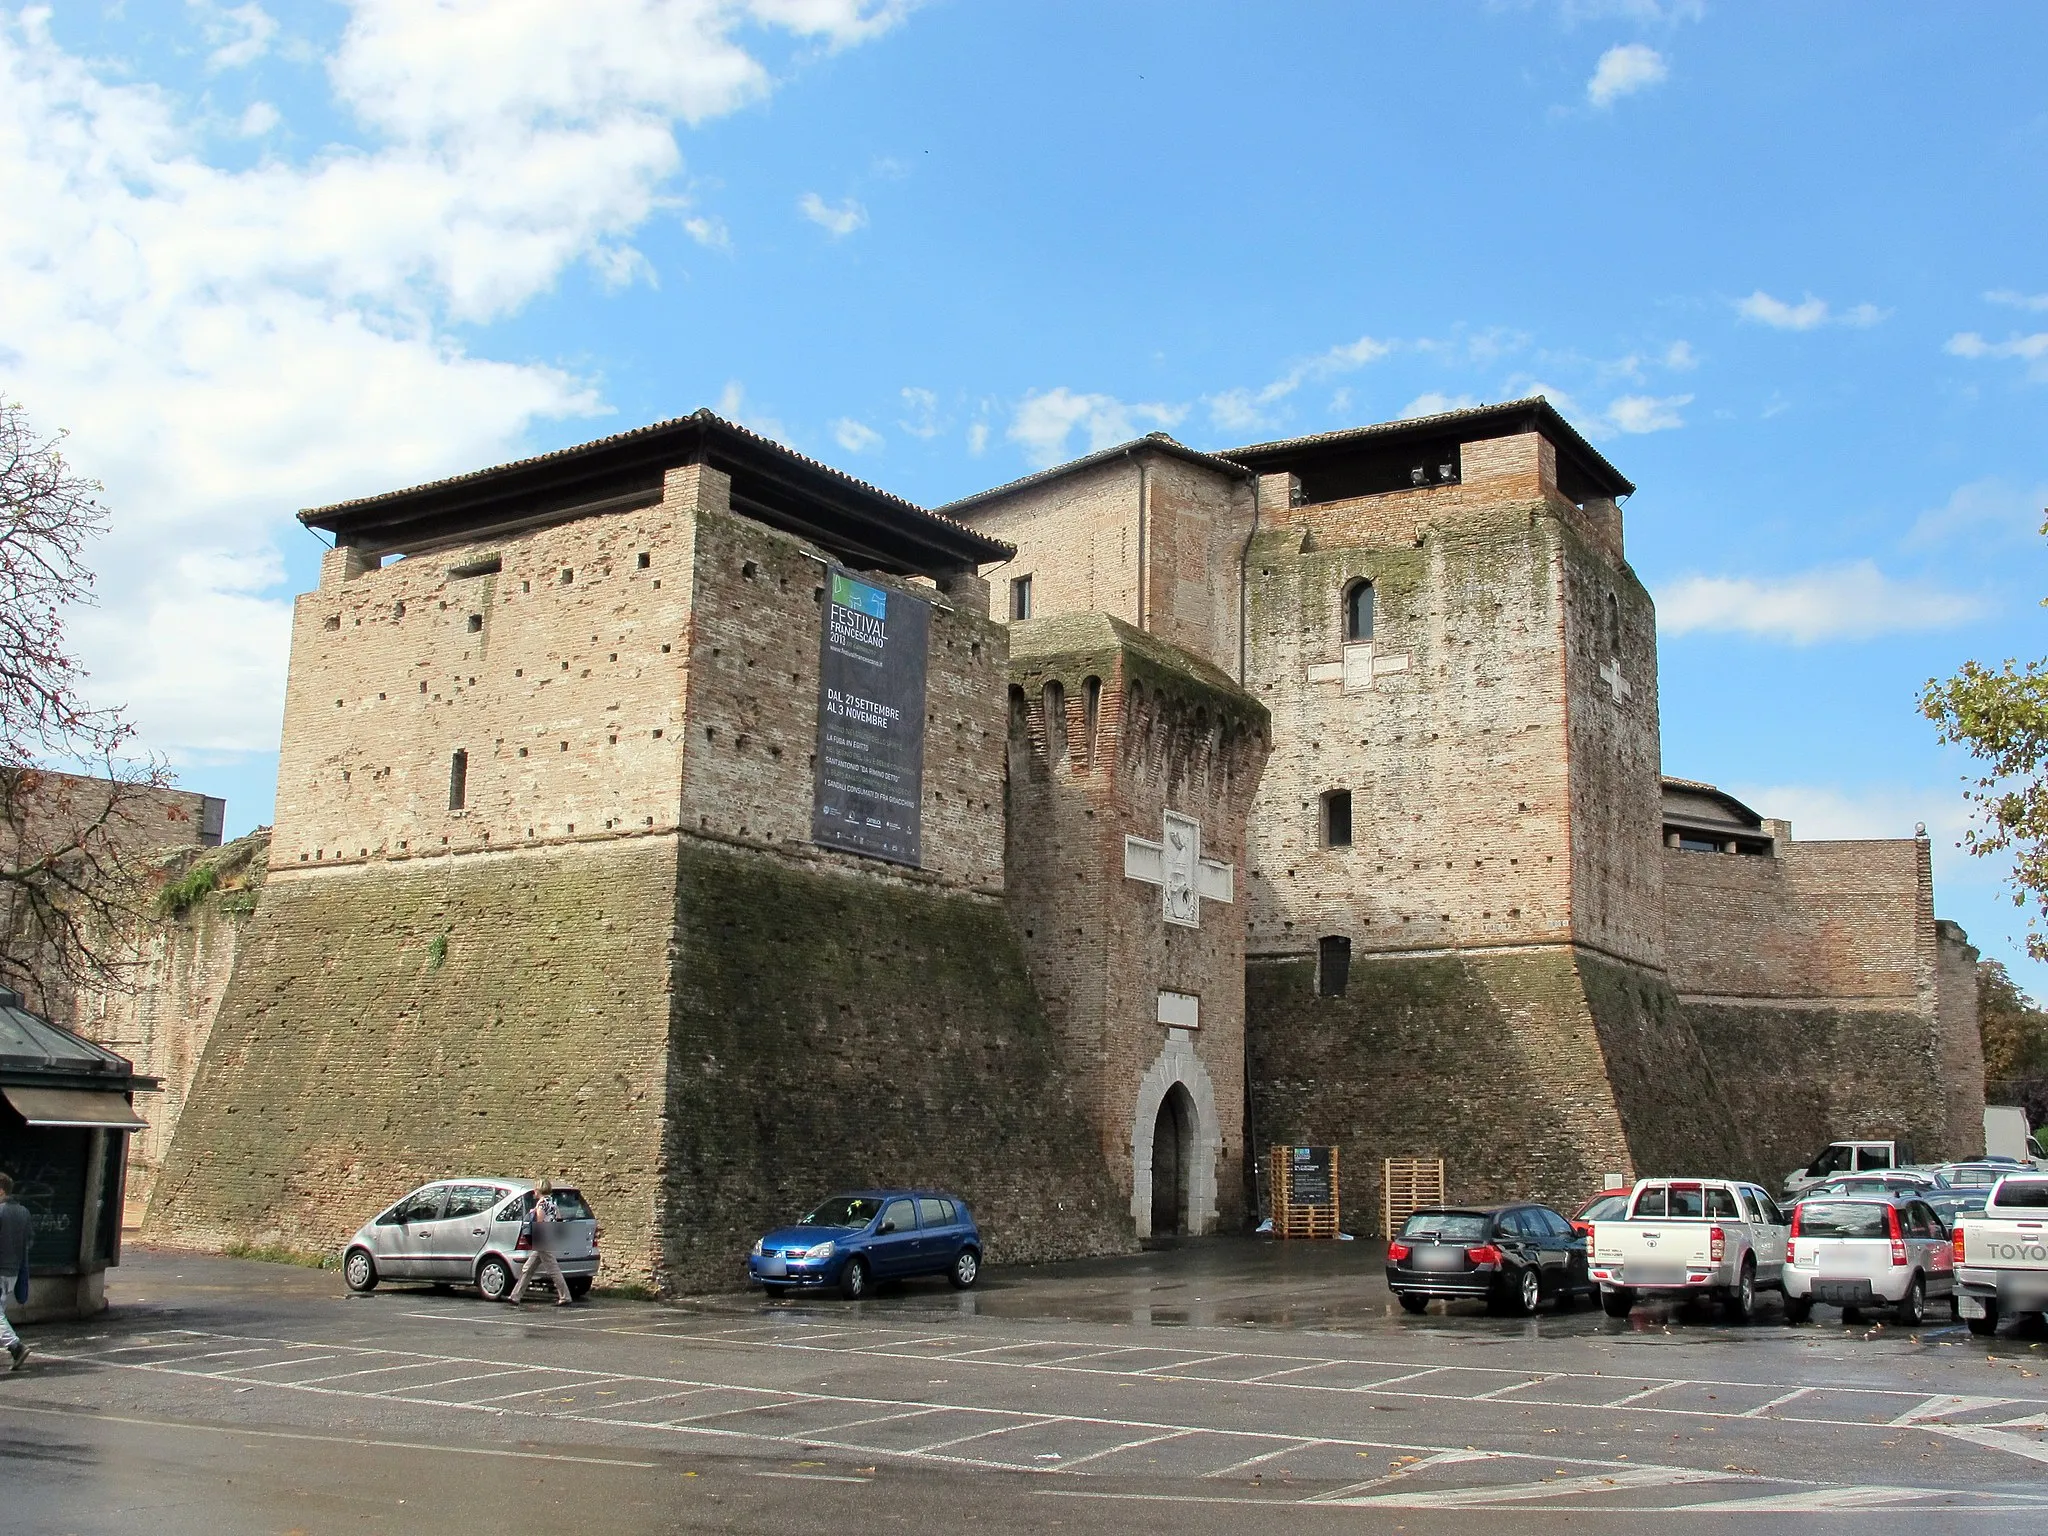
[938,433,1254,518]
[1224,397,1635,501]
[300,409,1011,578]
[1661,776,1766,831]
[0,990,151,1090]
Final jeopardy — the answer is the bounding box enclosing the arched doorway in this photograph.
[1150,1084,1195,1237]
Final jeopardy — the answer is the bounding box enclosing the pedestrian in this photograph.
[0,1170,32,1371]
[507,1178,572,1307]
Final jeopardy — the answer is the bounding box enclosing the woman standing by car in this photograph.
[509,1179,573,1307]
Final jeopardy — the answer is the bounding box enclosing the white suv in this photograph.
[1783,1194,1953,1325]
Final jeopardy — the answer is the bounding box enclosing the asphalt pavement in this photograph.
[3,1240,2047,1533]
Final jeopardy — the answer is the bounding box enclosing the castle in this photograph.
[78,399,1979,1291]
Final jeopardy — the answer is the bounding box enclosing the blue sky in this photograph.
[6,2,2047,986]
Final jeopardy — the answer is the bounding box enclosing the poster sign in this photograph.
[1287,1146,1334,1207]
[812,567,930,867]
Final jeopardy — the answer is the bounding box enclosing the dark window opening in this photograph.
[1010,574,1033,621]
[1082,675,1102,766]
[1343,580,1374,643]
[1318,936,1352,998]
[448,555,501,578]
[1322,789,1353,847]
[637,552,650,569]
[448,749,468,811]
[466,613,482,632]
[1042,680,1067,761]
[1290,439,1463,503]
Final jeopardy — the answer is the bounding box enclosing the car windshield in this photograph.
[1797,1202,1890,1238]
[801,1196,883,1228]
[1400,1212,1492,1243]
[1577,1194,1628,1222]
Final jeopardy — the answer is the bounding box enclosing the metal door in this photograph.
[374,1186,447,1278]
[432,1185,504,1279]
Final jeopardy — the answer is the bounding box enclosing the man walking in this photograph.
[0,1171,33,1370]
[508,1178,572,1307]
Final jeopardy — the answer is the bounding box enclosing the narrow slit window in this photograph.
[1042,680,1066,761]
[1082,675,1102,766]
[448,749,468,811]
[1344,579,1374,643]
[1318,936,1352,998]
[1321,789,1353,848]
[1010,574,1033,621]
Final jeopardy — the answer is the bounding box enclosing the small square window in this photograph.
[467,613,482,632]
[1009,574,1033,621]
[637,552,650,569]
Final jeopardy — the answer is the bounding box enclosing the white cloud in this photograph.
[713,381,791,444]
[1008,388,1185,468]
[1586,43,1667,107]
[1734,290,1888,332]
[897,386,943,439]
[236,99,280,137]
[966,421,989,456]
[1207,334,1393,434]
[1399,392,1480,420]
[0,3,910,756]
[1656,561,1985,644]
[191,1,278,72]
[682,214,731,251]
[798,191,867,236]
[830,417,883,452]
[1904,478,2048,550]
[1947,330,2048,381]
[1662,339,1697,370]
[1734,291,1828,330]
[1606,392,1691,433]
[1559,1,1704,21]
[1986,289,2048,312]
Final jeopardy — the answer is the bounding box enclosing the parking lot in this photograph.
[4,1240,2048,1533]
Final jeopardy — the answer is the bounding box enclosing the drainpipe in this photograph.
[1236,471,1260,685]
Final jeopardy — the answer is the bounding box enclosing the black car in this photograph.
[1385,1203,1597,1315]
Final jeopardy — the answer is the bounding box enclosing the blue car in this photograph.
[748,1189,982,1299]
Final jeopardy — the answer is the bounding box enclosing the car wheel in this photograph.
[477,1255,515,1302]
[1948,1295,1961,1323]
[1894,1274,1926,1327]
[342,1247,378,1294]
[1398,1294,1428,1315]
[1601,1287,1635,1319]
[1516,1266,1542,1316]
[839,1255,870,1301]
[948,1248,981,1290]
[1724,1261,1756,1324]
[567,1276,593,1302]
[1783,1295,1813,1325]
[1966,1304,2000,1337]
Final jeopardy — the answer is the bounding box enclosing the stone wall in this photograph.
[1005,612,1270,1236]
[68,833,268,1221]
[145,839,682,1282]
[661,836,1131,1290]
[1664,834,1982,1168]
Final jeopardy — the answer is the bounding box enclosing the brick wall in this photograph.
[145,839,681,1281]
[1004,612,1270,1236]
[1936,920,1987,1158]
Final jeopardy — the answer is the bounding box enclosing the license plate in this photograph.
[1414,1247,1465,1272]
[760,1257,787,1278]
[1625,1265,1686,1287]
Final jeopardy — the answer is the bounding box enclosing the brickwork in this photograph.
[145,839,682,1281]
[1004,613,1269,1235]
[71,833,268,1220]
[1936,920,1987,1157]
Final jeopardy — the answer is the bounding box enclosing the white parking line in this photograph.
[1469,1376,1555,1401]
[910,1419,1040,1454]
[1891,1394,2014,1425]
[1056,1429,1196,1468]
[291,1360,469,1387]
[466,1376,631,1406]
[1738,1387,1812,1417]
[1604,1379,1688,1408]
[1202,1439,1323,1478]
[1337,1465,1737,1508]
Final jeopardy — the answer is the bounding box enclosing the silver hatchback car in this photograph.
[1783,1194,1955,1325]
[341,1178,600,1302]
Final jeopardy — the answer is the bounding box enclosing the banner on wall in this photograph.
[812,567,930,867]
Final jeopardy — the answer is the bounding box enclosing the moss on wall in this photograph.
[661,837,1132,1290]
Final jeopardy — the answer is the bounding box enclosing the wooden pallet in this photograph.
[1382,1156,1446,1239]
[1270,1145,1341,1239]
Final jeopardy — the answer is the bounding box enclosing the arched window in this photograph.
[1344,579,1375,643]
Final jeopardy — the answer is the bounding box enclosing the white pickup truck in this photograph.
[1590,1178,1789,1322]
[1953,1173,2048,1337]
